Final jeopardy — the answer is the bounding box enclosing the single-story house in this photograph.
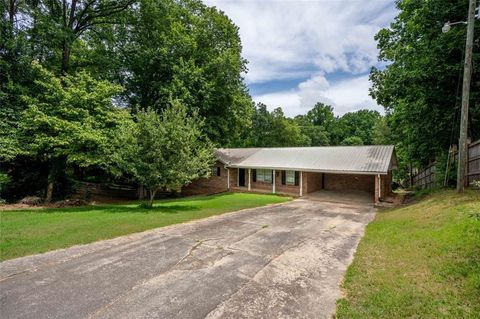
[182,145,397,203]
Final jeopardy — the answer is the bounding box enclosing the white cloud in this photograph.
[205,0,395,83]
[254,74,383,117]
[205,0,397,115]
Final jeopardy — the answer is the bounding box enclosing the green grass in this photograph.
[0,192,290,261]
[336,189,480,318]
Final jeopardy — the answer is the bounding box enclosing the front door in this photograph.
[238,168,246,187]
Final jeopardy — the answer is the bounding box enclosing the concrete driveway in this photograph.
[0,196,375,319]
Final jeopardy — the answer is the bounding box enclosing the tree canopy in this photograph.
[112,103,214,207]
[370,0,480,168]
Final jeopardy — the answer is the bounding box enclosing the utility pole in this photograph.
[457,0,477,192]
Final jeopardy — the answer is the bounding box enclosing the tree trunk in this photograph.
[409,163,413,189]
[45,157,65,203]
[8,0,15,26]
[138,185,145,200]
[148,188,157,208]
[45,166,55,203]
[61,41,71,75]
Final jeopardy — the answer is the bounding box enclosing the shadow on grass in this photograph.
[3,204,201,215]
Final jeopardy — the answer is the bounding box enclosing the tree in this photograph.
[306,102,335,128]
[294,114,330,146]
[336,110,381,145]
[370,0,480,168]
[21,0,135,75]
[248,104,308,147]
[119,0,253,146]
[340,136,364,146]
[17,62,127,202]
[113,102,214,208]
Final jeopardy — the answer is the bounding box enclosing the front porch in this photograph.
[227,167,389,203]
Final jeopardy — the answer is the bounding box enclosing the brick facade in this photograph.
[181,161,229,196]
[304,172,323,193]
[323,173,375,193]
[183,165,393,203]
[373,171,393,202]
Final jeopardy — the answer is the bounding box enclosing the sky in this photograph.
[204,0,398,117]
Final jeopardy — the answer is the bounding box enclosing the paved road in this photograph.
[0,196,375,319]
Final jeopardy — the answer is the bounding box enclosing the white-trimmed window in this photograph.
[286,170,295,185]
[256,169,272,183]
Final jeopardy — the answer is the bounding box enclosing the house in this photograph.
[182,145,397,203]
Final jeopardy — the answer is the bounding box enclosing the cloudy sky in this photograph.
[204,0,398,117]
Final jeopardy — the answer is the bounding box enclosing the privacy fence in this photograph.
[412,139,480,189]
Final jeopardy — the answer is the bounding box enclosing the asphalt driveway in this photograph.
[0,196,375,319]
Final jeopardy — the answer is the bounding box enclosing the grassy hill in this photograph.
[337,189,480,318]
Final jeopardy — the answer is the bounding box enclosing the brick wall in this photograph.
[324,173,375,193]
[373,171,393,202]
[181,162,229,196]
[229,168,237,189]
[380,171,393,197]
[304,172,323,193]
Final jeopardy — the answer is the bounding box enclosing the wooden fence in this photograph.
[412,163,436,189]
[413,139,480,189]
[467,139,480,184]
[71,181,175,201]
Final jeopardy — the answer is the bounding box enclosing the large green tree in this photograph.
[335,110,381,145]
[17,63,129,202]
[370,0,480,167]
[112,102,214,208]
[248,103,309,147]
[119,0,253,145]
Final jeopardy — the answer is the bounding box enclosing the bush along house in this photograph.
[182,145,397,203]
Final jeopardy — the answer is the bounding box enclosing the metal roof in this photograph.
[216,145,396,175]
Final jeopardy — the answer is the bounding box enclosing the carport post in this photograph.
[272,169,276,193]
[299,171,303,196]
[248,169,251,191]
[377,174,381,202]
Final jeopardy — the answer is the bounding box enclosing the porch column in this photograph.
[272,169,276,193]
[378,174,382,199]
[227,168,230,189]
[248,168,251,191]
[299,171,303,196]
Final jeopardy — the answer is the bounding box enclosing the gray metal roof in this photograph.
[216,145,396,175]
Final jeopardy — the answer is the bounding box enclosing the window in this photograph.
[286,171,295,185]
[211,166,221,177]
[282,170,299,186]
[256,169,272,183]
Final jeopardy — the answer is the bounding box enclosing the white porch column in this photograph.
[299,171,303,196]
[227,168,230,189]
[248,169,251,191]
[272,169,276,193]
[378,174,382,198]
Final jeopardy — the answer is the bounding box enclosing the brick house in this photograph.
[182,145,397,203]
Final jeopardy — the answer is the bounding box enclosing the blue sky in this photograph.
[204,0,398,117]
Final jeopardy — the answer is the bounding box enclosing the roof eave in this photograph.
[226,165,389,175]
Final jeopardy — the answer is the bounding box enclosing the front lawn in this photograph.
[0,192,290,261]
[336,190,480,318]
